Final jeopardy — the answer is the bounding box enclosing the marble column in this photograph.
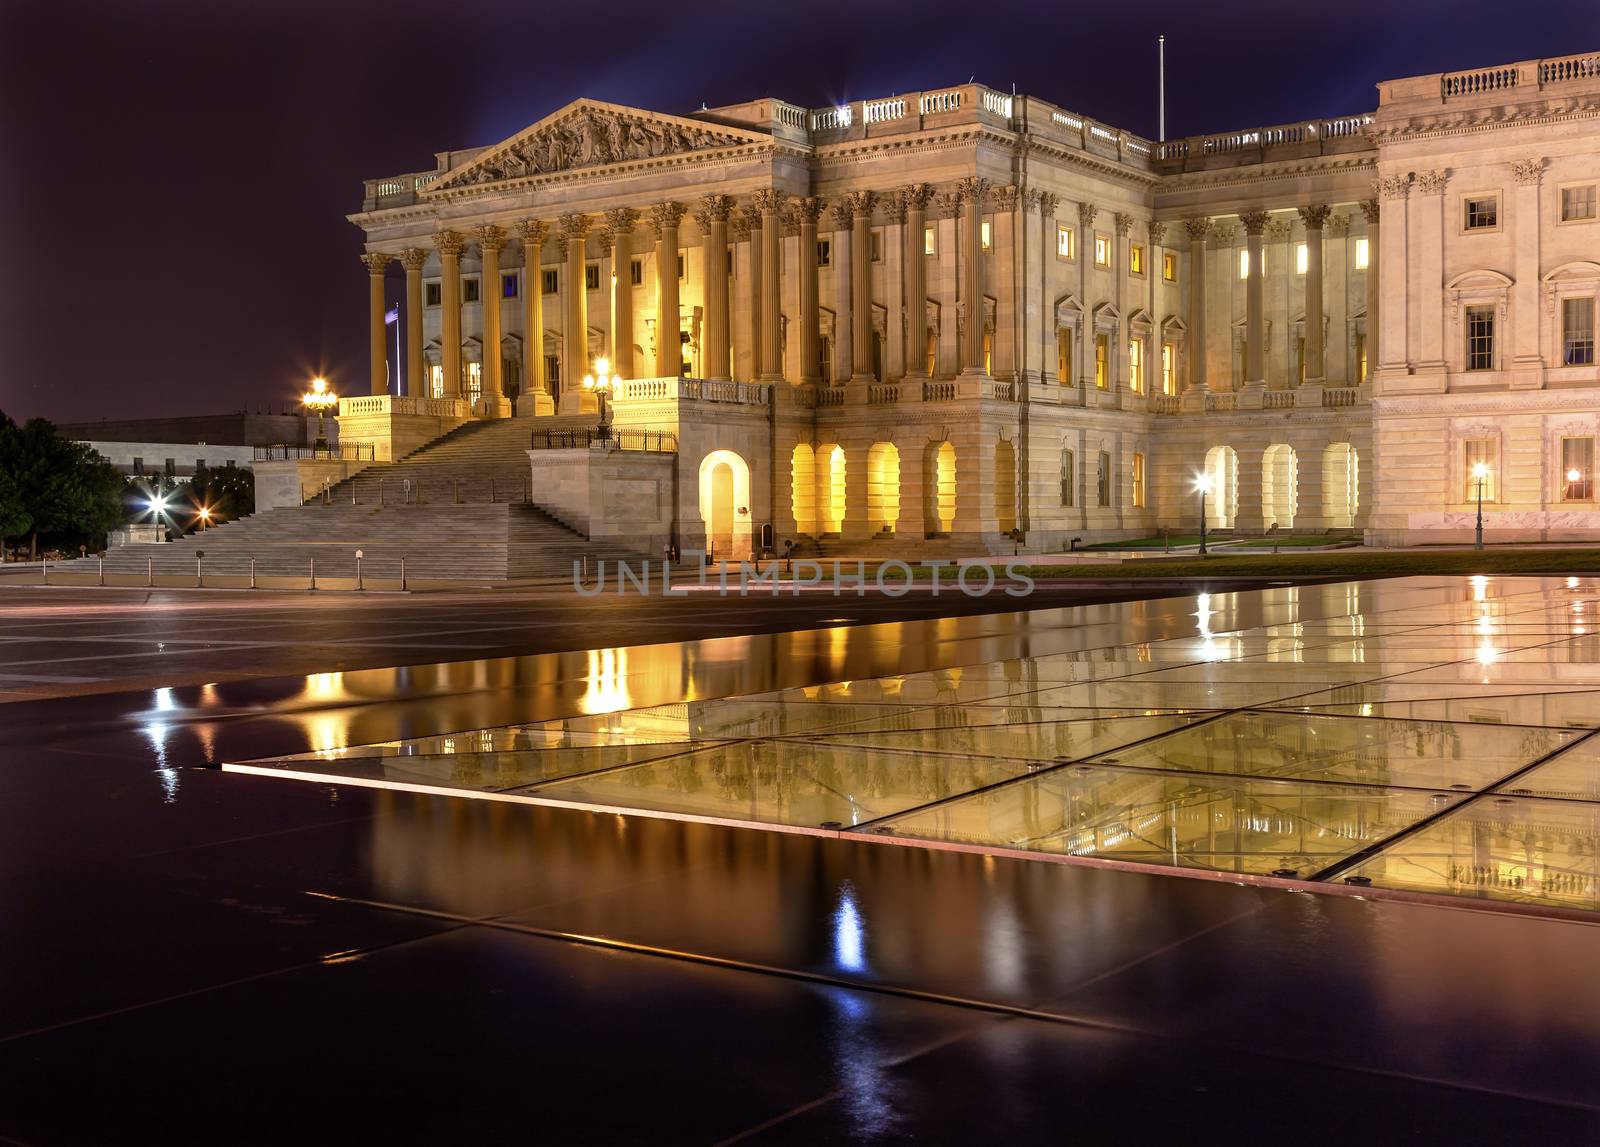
[696,195,733,380]
[792,197,826,383]
[830,199,854,382]
[400,248,427,398]
[739,206,762,382]
[1114,211,1134,394]
[558,214,590,386]
[1298,205,1330,385]
[1078,201,1098,388]
[1414,171,1447,375]
[603,208,638,379]
[958,177,989,375]
[1240,210,1268,387]
[754,189,785,380]
[1360,199,1381,379]
[1511,158,1545,382]
[474,224,505,406]
[900,184,933,377]
[1326,214,1349,384]
[362,252,391,396]
[514,219,548,406]
[651,202,686,377]
[1184,217,1210,392]
[846,190,875,382]
[435,230,465,397]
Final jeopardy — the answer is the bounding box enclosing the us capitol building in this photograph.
[341,48,1600,557]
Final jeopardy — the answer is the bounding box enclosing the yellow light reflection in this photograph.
[581,647,632,715]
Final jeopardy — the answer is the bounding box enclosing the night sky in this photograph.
[2,0,1595,424]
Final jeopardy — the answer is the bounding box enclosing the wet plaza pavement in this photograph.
[3,576,1600,1142]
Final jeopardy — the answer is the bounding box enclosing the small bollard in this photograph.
[351,483,357,505]
[98,556,104,586]
[378,478,385,506]
[309,557,317,591]
[453,478,461,505]
[399,556,407,591]
[195,552,204,588]
[489,476,496,503]
[250,556,257,590]
[355,549,364,591]
[147,557,154,587]
[42,559,48,585]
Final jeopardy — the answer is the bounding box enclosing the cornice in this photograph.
[1374,387,1600,416]
[1154,153,1378,197]
[423,141,800,203]
[1371,97,1600,146]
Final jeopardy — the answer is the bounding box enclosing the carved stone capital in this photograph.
[1238,210,1270,236]
[1376,175,1411,201]
[1297,204,1332,230]
[1022,188,1042,215]
[1266,218,1291,242]
[1210,222,1236,244]
[1326,213,1351,236]
[361,252,391,275]
[1360,199,1381,223]
[1183,215,1212,240]
[955,176,990,206]
[844,189,874,219]
[753,188,787,216]
[829,199,854,229]
[559,213,591,242]
[434,230,466,259]
[1511,157,1544,185]
[1037,191,1059,219]
[1416,169,1448,196]
[1147,221,1167,246]
[1078,200,1098,226]
[898,183,936,213]
[993,185,1020,212]
[514,218,548,246]
[603,206,639,237]
[472,223,506,255]
[649,201,687,235]
[882,195,907,224]
[399,246,429,272]
[730,215,751,242]
[693,195,733,228]
[1114,211,1134,236]
[935,191,961,220]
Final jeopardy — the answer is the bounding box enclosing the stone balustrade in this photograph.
[360,171,440,211]
[339,394,470,419]
[614,377,771,406]
[1154,114,1374,172]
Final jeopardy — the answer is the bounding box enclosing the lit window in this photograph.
[677,252,685,278]
[1056,328,1074,384]
[1130,244,1145,275]
[817,239,831,267]
[425,281,441,307]
[1463,440,1497,501]
[924,226,936,256]
[541,269,558,294]
[1561,185,1596,222]
[465,361,482,402]
[1094,234,1110,267]
[584,263,600,291]
[871,231,883,261]
[1096,451,1111,506]
[1464,196,1498,231]
[1057,225,1075,259]
[1163,251,1177,282]
[462,276,480,304]
[501,272,519,299]
[1060,447,1075,507]
[1565,297,1596,366]
[1239,249,1250,279]
[1354,237,1370,270]
[1563,437,1594,500]
[1128,338,1144,394]
[1161,341,1176,395]
[1356,332,1368,383]
[1295,243,1308,275]
[428,364,443,398]
[980,220,991,251]
[1094,334,1108,389]
[1466,305,1495,370]
[630,258,643,286]
[1132,453,1146,508]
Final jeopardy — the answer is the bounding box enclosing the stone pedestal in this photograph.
[558,390,602,417]
[517,391,555,417]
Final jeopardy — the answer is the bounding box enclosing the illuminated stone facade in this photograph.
[347,50,1600,554]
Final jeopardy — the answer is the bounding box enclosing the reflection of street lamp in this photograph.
[582,357,619,442]
[1473,461,1489,551]
[302,376,338,453]
[1194,472,1214,556]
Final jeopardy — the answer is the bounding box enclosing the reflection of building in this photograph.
[346,50,1600,552]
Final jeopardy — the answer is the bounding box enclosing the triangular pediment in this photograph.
[429,100,772,193]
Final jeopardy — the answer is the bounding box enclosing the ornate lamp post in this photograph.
[582,356,620,442]
[1194,472,1214,556]
[1473,462,1489,551]
[302,376,338,454]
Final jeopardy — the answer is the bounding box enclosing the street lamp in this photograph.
[196,505,213,532]
[582,356,620,442]
[301,376,338,454]
[1473,461,1489,551]
[1194,472,1215,556]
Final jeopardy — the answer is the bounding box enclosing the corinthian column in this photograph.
[651,202,686,376]
[515,219,548,409]
[1298,205,1331,385]
[400,248,427,397]
[696,195,733,380]
[474,224,506,407]
[362,252,391,396]
[754,189,785,380]
[558,214,590,387]
[435,230,465,397]
[1360,200,1380,380]
[602,208,638,379]
[900,184,934,377]
[1183,217,1210,393]
[958,177,990,375]
[1240,210,1268,387]
[846,190,875,382]
[791,197,826,383]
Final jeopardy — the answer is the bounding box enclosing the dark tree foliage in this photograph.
[0,412,128,559]
[183,464,255,532]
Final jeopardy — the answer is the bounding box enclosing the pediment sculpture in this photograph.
[436,105,760,190]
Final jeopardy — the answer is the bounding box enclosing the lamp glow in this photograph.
[301,375,338,452]
[1568,468,1583,483]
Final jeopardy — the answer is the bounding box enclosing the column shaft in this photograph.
[902,186,931,376]
[756,190,784,380]
[516,220,548,397]
[363,253,389,396]
[436,232,464,397]
[1241,212,1267,385]
[849,191,874,381]
[959,177,988,373]
[795,199,824,383]
[605,208,638,378]
[1299,206,1329,384]
[401,249,426,398]
[560,215,590,385]
[1185,218,1208,392]
[652,202,685,377]
[475,226,505,404]
[698,196,732,380]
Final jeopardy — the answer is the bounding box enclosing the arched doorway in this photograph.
[697,449,752,560]
[1324,443,1359,528]
[1262,444,1298,531]
[994,439,1017,534]
[924,441,957,534]
[1203,446,1239,529]
[820,445,846,534]
[790,444,817,535]
[867,443,900,534]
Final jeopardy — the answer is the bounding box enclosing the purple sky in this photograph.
[2,0,1595,423]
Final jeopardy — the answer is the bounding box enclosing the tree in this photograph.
[0,413,126,558]
[0,460,30,563]
[186,464,255,530]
